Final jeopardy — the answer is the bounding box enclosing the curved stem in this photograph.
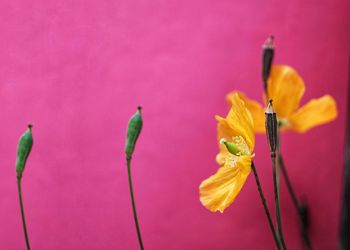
[17,177,31,250]
[271,154,287,249]
[127,157,144,250]
[278,153,312,250]
[251,162,281,250]
[279,155,299,210]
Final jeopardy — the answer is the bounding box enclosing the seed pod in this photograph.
[265,100,278,153]
[220,139,242,156]
[125,107,143,159]
[262,35,274,94]
[16,124,33,179]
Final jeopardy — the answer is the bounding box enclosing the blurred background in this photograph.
[0,0,349,249]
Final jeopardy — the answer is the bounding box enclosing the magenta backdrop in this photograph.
[0,0,349,249]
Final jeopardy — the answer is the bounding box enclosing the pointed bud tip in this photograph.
[263,35,274,49]
[28,124,33,130]
[265,99,275,114]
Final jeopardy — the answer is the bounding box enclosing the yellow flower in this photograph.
[227,65,338,133]
[199,93,255,213]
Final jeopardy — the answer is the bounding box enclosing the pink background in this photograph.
[0,0,349,249]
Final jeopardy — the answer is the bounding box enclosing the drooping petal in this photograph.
[288,95,337,133]
[199,156,252,213]
[227,91,265,133]
[267,65,305,118]
[224,93,255,151]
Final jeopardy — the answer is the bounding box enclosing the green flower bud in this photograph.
[125,107,143,159]
[16,124,33,179]
[220,139,243,156]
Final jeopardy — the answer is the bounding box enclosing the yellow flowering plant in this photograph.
[199,36,339,249]
[224,64,338,249]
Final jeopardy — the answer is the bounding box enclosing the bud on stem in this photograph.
[262,35,275,95]
[125,106,143,159]
[16,124,33,179]
[265,100,278,154]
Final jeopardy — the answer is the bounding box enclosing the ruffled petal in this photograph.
[223,93,255,151]
[199,156,252,213]
[227,91,265,133]
[267,65,305,118]
[288,95,337,133]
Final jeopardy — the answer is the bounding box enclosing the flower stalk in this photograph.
[278,142,312,250]
[127,157,144,250]
[125,107,144,250]
[265,101,287,249]
[16,125,33,250]
[276,124,312,249]
[17,177,30,250]
[261,37,312,249]
[251,161,281,250]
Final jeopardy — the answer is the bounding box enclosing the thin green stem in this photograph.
[251,162,281,250]
[278,154,299,210]
[271,153,287,249]
[278,152,312,250]
[17,177,31,250]
[277,127,311,250]
[126,157,144,250]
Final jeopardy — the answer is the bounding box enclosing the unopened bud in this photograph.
[262,35,275,94]
[16,124,33,179]
[265,100,278,153]
[125,106,143,159]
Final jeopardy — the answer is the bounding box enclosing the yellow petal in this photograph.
[199,156,252,213]
[216,116,240,154]
[227,91,265,133]
[224,93,255,151]
[216,151,227,165]
[267,65,305,118]
[216,115,236,142]
[288,95,337,133]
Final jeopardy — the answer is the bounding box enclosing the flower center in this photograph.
[220,136,251,156]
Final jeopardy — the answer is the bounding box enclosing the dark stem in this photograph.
[126,157,144,250]
[279,155,299,209]
[264,80,269,99]
[17,177,31,250]
[251,162,281,250]
[278,153,312,250]
[271,153,287,249]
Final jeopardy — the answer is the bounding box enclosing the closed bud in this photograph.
[262,35,274,94]
[265,100,278,153]
[125,106,143,159]
[16,124,33,179]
